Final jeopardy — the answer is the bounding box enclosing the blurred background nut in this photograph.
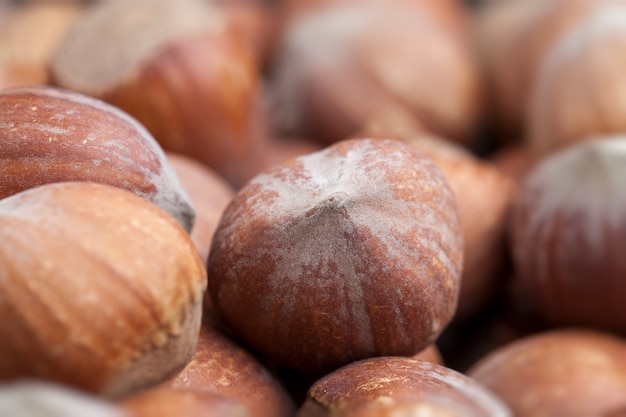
[510,137,626,333]
[50,0,268,188]
[166,152,235,263]
[528,3,626,156]
[0,182,206,398]
[0,2,84,89]
[474,0,626,143]
[468,329,626,416]
[269,3,483,147]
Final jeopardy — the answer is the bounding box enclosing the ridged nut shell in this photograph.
[0,182,207,398]
[208,138,463,373]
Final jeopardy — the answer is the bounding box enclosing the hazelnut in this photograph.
[0,86,195,232]
[529,3,626,156]
[476,0,609,140]
[50,0,267,188]
[208,138,463,373]
[269,4,482,146]
[468,329,626,416]
[297,357,512,417]
[121,388,250,417]
[0,3,84,89]
[161,322,296,417]
[510,137,626,332]
[0,182,206,397]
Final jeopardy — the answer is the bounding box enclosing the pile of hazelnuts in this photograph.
[1,0,626,416]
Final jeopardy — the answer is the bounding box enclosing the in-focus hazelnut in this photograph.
[0,182,206,398]
[0,86,195,232]
[298,357,511,417]
[208,138,463,373]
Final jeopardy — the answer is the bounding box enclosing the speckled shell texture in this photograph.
[297,357,511,417]
[208,138,463,372]
[162,323,296,417]
[0,86,194,232]
[0,182,207,398]
[510,138,626,332]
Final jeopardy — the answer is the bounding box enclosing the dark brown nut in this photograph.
[298,357,512,417]
[468,329,626,416]
[0,182,206,398]
[510,137,626,332]
[0,86,194,232]
[208,138,463,373]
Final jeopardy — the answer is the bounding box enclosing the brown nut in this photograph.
[0,86,194,232]
[208,138,463,373]
[270,4,482,146]
[297,357,512,417]
[121,389,250,417]
[0,3,84,89]
[468,329,626,416]
[0,182,206,398]
[510,137,626,332]
[161,323,296,417]
[475,0,610,140]
[528,3,626,156]
[50,0,267,188]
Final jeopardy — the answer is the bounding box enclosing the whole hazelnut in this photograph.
[50,0,267,188]
[298,357,512,417]
[0,86,195,232]
[510,137,626,332]
[208,138,463,373]
[269,4,482,146]
[468,329,626,416]
[529,3,626,156]
[0,182,206,397]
